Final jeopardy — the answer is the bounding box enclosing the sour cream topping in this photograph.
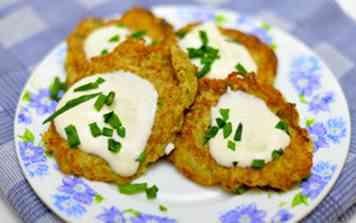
[179,22,257,79]
[54,72,158,176]
[209,89,290,167]
[84,25,151,59]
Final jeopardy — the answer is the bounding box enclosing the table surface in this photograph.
[0,0,355,222]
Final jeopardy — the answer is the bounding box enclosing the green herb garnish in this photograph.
[105,91,115,106]
[227,140,236,151]
[103,111,122,129]
[43,93,101,124]
[275,121,289,134]
[145,185,159,200]
[89,122,101,137]
[235,63,248,74]
[272,148,284,160]
[102,127,113,137]
[223,122,232,138]
[117,126,126,137]
[108,138,121,153]
[118,183,147,195]
[234,186,248,195]
[199,30,208,46]
[131,30,147,39]
[216,118,226,128]
[101,49,109,56]
[233,123,243,142]
[175,30,187,39]
[109,35,120,42]
[94,94,107,111]
[64,124,80,148]
[187,30,220,78]
[136,151,145,163]
[219,108,229,121]
[74,78,105,92]
[49,77,67,101]
[159,204,168,212]
[251,159,265,170]
[204,126,219,143]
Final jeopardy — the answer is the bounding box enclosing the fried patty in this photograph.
[65,7,175,86]
[169,73,312,191]
[43,39,198,184]
[177,23,278,85]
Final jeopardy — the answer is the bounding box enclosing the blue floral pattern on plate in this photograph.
[271,209,293,223]
[220,203,266,223]
[58,176,97,205]
[97,207,126,223]
[29,89,57,115]
[96,206,176,223]
[18,141,48,177]
[53,195,86,217]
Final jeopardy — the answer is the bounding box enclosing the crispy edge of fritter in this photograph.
[169,73,313,192]
[176,23,278,85]
[43,39,198,184]
[65,6,176,86]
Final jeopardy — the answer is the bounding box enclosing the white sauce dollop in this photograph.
[54,72,158,177]
[209,89,290,167]
[84,25,151,59]
[179,22,257,79]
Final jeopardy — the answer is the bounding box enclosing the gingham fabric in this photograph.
[0,1,355,222]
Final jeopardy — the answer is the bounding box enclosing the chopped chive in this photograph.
[145,185,159,200]
[43,93,101,124]
[227,140,236,151]
[187,47,204,58]
[117,126,126,137]
[118,183,147,195]
[223,122,232,138]
[102,127,113,137]
[96,77,105,84]
[101,49,109,56]
[103,111,122,129]
[150,40,159,46]
[105,91,115,105]
[216,118,226,128]
[235,63,248,74]
[199,30,208,47]
[131,30,147,39]
[116,24,125,28]
[49,77,67,101]
[136,151,145,163]
[74,82,98,92]
[272,148,284,160]
[196,64,211,78]
[109,34,120,42]
[94,94,107,111]
[234,186,248,195]
[275,121,289,134]
[233,123,243,142]
[159,204,168,212]
[89,122,101,137]
[251,159,265,170]
[74,77,105,92]
[219,108,229,121]
[204,126,219,143]
[175,30,187,39]
[64,124,80,148]
[108,139,121,153]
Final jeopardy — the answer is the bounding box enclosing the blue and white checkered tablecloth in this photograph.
[0,1,355,222]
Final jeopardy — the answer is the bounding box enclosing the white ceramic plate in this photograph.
[14,5,351,223]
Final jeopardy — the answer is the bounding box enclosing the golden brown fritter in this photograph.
[177,23,278,85]
[43,39,198,184]
[169,73,313,192]
[65,7,175,86]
